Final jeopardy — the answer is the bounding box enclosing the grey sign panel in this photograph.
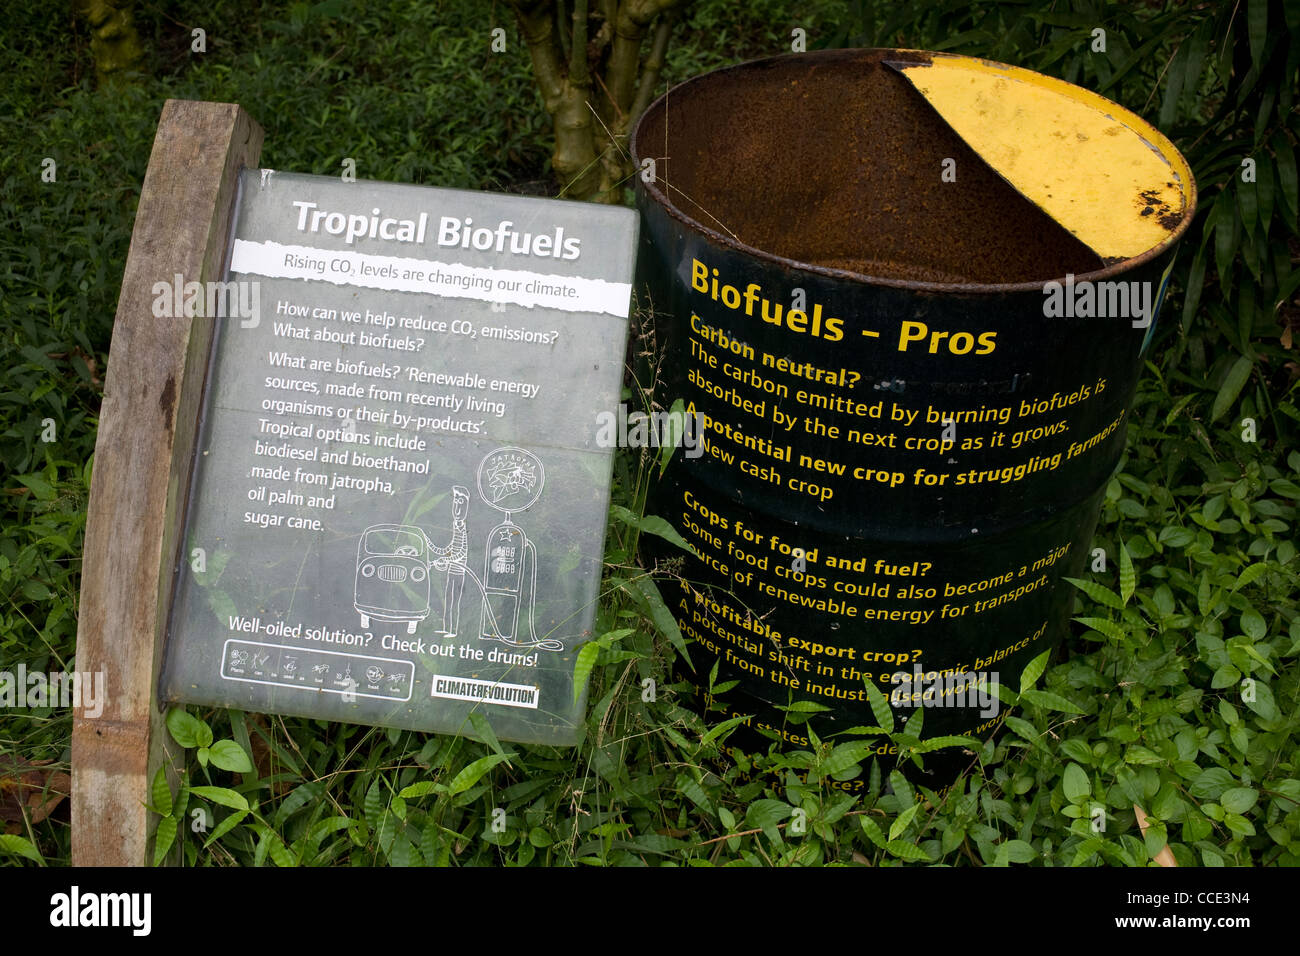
[160,169,638,745]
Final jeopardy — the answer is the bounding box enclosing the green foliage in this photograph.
[832,0,1300,450]
[2,0,1296,866]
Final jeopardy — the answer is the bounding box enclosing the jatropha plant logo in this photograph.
[151,272,260,328]
[0,665,106,718]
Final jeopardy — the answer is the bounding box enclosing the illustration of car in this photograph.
[354,523,431,634]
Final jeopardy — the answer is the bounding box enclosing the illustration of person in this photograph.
[430,486,470,637]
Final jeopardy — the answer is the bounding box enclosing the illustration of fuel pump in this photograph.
[476,447,562,651]
[428,486,470,638]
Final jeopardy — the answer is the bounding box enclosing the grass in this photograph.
[0,0,1296,866]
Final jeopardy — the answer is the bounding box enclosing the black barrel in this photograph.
[629,49,1196,790]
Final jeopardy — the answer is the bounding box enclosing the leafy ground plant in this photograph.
[3,0,1297,867]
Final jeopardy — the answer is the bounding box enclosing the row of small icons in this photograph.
[227,648,407,686]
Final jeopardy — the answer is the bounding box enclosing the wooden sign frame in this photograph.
[71,100,263,866]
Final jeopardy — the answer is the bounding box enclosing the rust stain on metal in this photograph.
[632,49,1196,292]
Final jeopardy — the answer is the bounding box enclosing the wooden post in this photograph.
[72,100,263,866]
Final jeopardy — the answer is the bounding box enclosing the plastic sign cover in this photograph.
[160,170,638,745]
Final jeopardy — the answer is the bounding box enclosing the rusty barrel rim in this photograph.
[630,47,1198,295]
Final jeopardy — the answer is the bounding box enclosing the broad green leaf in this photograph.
[398,781,438,799]
[204,809,248,848]
[207,740,253,774]
[266,831,297,867]
[781,700,832,713]
[1124,746,1164,766]
[1242,680,1278,721]
[1271,127,1296,217]
[864,678,893,734]
[1269,478,1300,499]
[1071,835,1104,866]
[1232,562,1269,592]
[165,708,207,749]
[0,834,45,865]
[468,712,506,756]
[1241,640,1276,676]
[16,474,55,500]
[1181,249,1206,331]
[1118,542,1135,605]
[627,574,691,668]
[273,782,325,827]
[744,799,791,845]
[885,839,933,862]
[1060,738,1093,765]
[1212,665,1242,688]
[636,515,694,554]
[1212,192,1239,291]
[1063,763,1090,804]
[152,816,177,867]
[628,833,688,855]
[189,786,249,812]
[859,815,887,848]
[571,640,601,704]
[1064,576,1123,610]
[1247,0,1268,65]
[1020,688,1086,714]
[675,774,713,813]
[889,802,921,842]
[609,506,693,554]
[306,816,354,848]
[1141,818,1169,859]
[1000,839,1037,864]
[1220,787,1259,814]
[1157,39,1187,129]
[608,504,639,528]
[817,740,874,776]
[914,735,977,754]
[700,713,752,748]
[1238,160,1259,237]
[1004,715,1042,746]
[1074,616,1127,643]
[987,680,1019,708]
[1224,812,1256,837]
[447,752,515,795]
[151,766,172,817]
[1018,650,1050,693]
[1196,572,1215,616]
[1211,356,1253,423]
[1239,608,1267,641]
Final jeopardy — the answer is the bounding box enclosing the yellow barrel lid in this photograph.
[888,53,1194,262]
